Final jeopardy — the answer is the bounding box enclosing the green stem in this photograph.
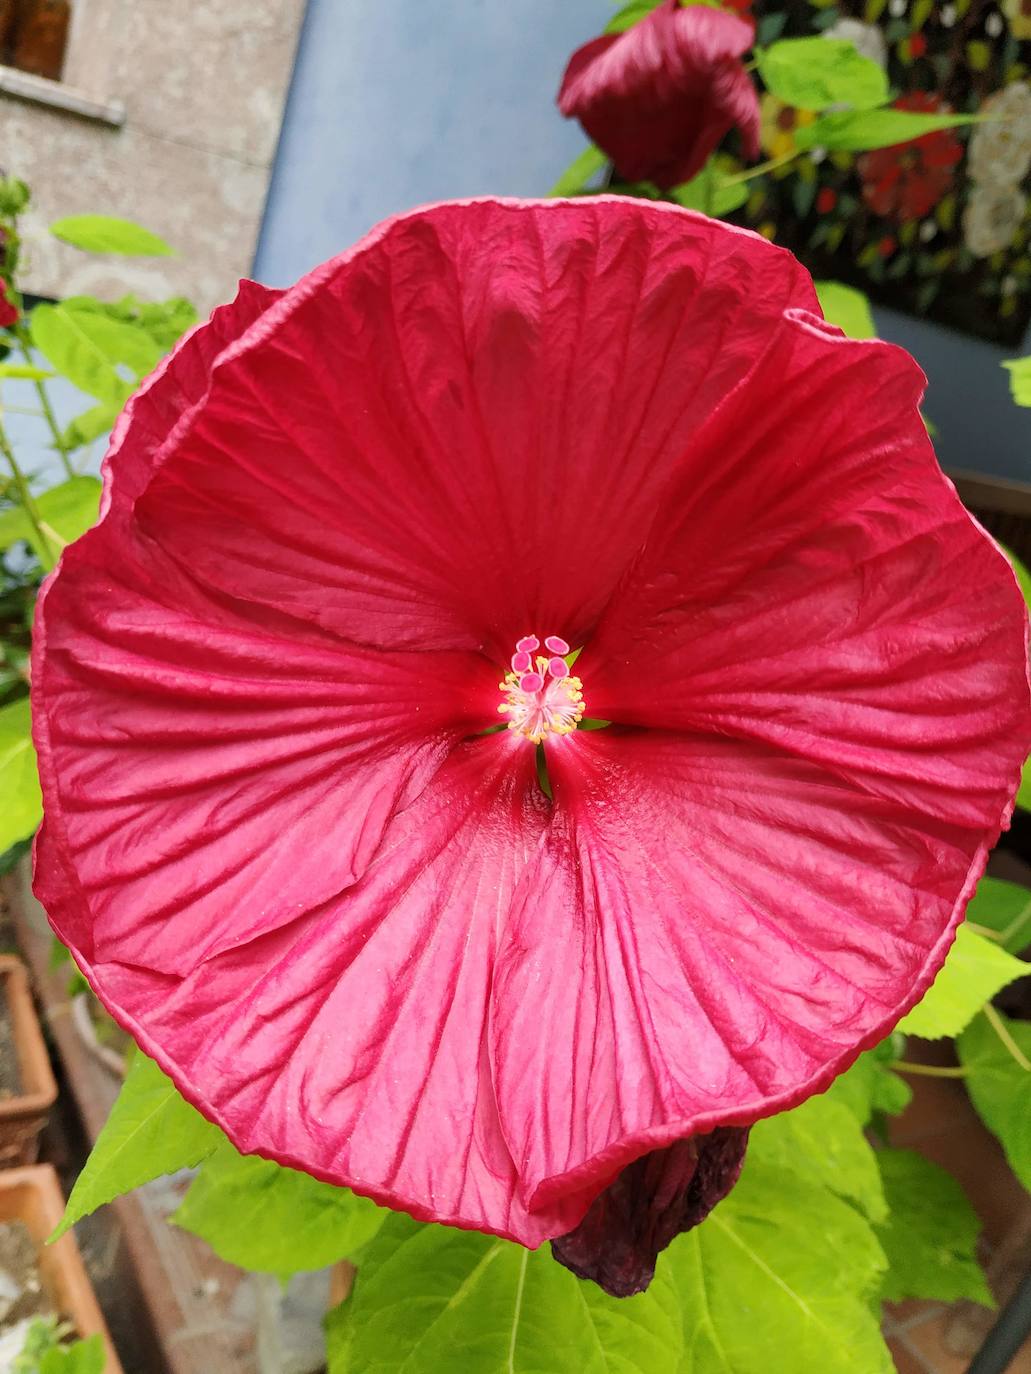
[999,900,1031,952]
[719,150,801,188]
[702,168,716,218]
[0,419,55,566]
[15,328,74,480]
[891,1061,969,1079]
[966,920,1004,941]
[984,1003,1031,1072]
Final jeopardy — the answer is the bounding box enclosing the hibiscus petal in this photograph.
[32,525,497,975]
[101,278,282,515]
[582,312,1031,831]
[490,724,1014,1215]
[63,737,590,1246]
[125,200,816,657]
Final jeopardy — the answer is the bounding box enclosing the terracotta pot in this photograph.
[0,1164,122,1371]
[0,955,56,1167]
[9,0,70,82]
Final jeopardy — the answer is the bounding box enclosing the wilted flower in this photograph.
[32,199,1031,1296]
[557,1,760,188]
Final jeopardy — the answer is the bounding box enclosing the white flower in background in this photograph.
[968,81,1031,188]
[889,0,908,16]
[1003,273,1020,296]
[919,219,938,242]
[823,17,889,68]
[987,12,1005,36]
[963,182,1028,256]
[941,3,957,26]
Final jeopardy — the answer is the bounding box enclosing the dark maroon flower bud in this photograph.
[551,1126,749,1296]
[557,0,760,190]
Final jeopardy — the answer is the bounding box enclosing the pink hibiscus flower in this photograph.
[31,199,1031,1295]
[557,0,760,189]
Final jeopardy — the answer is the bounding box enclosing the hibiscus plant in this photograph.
[0,23,1030,1374]
[553,0,982,216]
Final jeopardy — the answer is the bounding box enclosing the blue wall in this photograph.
[254,0,610,280]
[254,0,1031,484]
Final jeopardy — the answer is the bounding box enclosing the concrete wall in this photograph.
[6,0,305,316]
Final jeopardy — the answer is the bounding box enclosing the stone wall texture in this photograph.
[6,0,306,315]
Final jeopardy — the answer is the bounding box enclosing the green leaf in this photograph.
[815,280,877,339]
[58,309,163,378]
[966,875,1031,954]
[758,37,889,111]
[959,1011,1031,1191]
[549,144,608,197]
[174,1141,385,1278]
[605,0,663,32]
[670,157,749,216]
[0,363,55,380]
[327,1212,685,1374]
[1003,356,1031,406]
[749,1093,887,1221]
[604,0,723,25]
[38,1335,105,1374]
[898,924,1027,1040]
[49,215,174,257]
[0,477,102,562]
[54,1052,222,1238]
[796,108,978,152]
[61,403,120,453]
[826,1039,912,1124]
[329,1159,891,1374]
[874,1148,992,1307]
[60,293,198,352]
[133,296,198,349]
[0,697,40,853]
[29,305,134,407]
[671,1160,892,1374]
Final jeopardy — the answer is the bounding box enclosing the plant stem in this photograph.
[891,1060,969,1078]
[15,329,74,480]
[703,168,716,217]
[0,419,55,566]
[999,900,1031,952]
[966,920,1004,941]
[984,1003,1031,1071]
[719,150,800,187]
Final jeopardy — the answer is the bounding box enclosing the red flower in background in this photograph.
[859,92,963,221]
[557,0,760,188]
[31,200,1031,1295]
[0,293,18,328]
